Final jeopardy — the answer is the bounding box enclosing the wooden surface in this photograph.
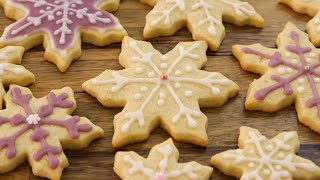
[0,0,320,179]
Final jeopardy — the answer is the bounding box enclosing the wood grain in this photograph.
[0,0,320,179]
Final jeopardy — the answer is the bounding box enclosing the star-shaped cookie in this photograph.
[0,85,104,179]
[0,46,35,109]
[114,138,213,180]
[0,0,127,72]
[279,0,320,46]
[233,22,320,135]
[83,37,239,148]
[211,126,320,179]
[140,0,264,51]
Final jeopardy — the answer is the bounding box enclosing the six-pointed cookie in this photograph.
[0,46,35,109]
[279,0,320,46]
[83,37,239,148]
[0,0,127,72]
[233,22,320,135]
[211,126,320,179]
[140,0,264,51]
[114,138,213,180]
[0,85,104,179]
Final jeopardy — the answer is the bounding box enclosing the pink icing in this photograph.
[154,172,166,180]
[4,0,119,50]
[242,31,320,117]
[0,87,93,169]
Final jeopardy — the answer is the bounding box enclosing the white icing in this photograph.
[175,70,182,76]
[161,63,168,69]
[297,86,305,93]
[141,86,148,92]
[223,131,317,179]
[306,58,313,63]
[309,52,316,57]
[277,68,286,75]
[314,77,320,83]
[185,66,193,72]
[298,78,304,84]
[134,93,142,100]
[0,63,25,75]
[136,67,144,74]
[92,40,232,132]
[286,67,292,73]
[162,55,168,61]
[218,0,256,16]
[26,114,41,125]
[285,52,291,57]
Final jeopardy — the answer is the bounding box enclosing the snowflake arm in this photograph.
[0,85,104,179]
[211,126,320,180]
[83,37,239,148]
[114,138,213,180]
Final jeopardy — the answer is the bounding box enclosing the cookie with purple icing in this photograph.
[0,0,127,72]
[233,22,320,135]
[0,85,104,179]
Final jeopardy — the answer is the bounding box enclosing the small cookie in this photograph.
[0,85,104,179]
[211,126,320,179]
[279,0,320,46]
[141,0,264,51]
[83,37,239,148]
[114,138,213,180]
[0,0,127,72]
[0,46,35,109]
[233,22,320,135]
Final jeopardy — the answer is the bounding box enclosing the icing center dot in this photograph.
[304,65,310,71]
[160,73,168,80]
[26,114,41,125]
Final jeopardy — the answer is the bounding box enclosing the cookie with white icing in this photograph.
[233,22,320,135]
[0,0,127,72]
[82,37,239,148]
[211,126,320,179]
[0,46,35,109]
[279,0,320,47]
[114,138,213,180]
[0,85,104,179]
[140,0,264,51]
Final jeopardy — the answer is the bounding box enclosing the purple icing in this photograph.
[4,0,119,50]
[242,31,320,117]
[0,87,93,169]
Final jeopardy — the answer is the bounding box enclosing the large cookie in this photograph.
[233,22,320,135]
[141,0,264,51]
[0,0,127,72]
[83,37,239,148]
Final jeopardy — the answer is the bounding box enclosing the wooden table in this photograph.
[0,0,319,179]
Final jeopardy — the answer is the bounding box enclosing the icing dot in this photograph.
[26,114,41,125]
[306,58,313,63]
[286,67,293,73]
[186,66,193,72]
[160,93,166,98]
[175,70,182,76]
[285,52,291,57]
[278,153,285,158]
[298,78,304,84]
[314,77,320,83]
[157,99,165,106]
[185,91,192,97]
[265,144,273,151]
[54,1,59,4]
[309,52,316,57]
[277,68,285,74]
[56,11,62,16]
[175,83,181,89]
[249,149,255,154]
[71,4,77,8]
[148,72,155,78]
[291,59,298,64]
[161,55,168,61]
[263,169,270,175]
[134,93,142,100]
[248,162,255,168]
[275,165,282,170]
[46,6,52,10]
[297,86,305,93]
[135,67,144,74]
[160,63,168,69]
[69,12,75,15]
[141,86,148,92]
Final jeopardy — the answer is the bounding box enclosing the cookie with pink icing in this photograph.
[114,138,213,180]
[140,0,264,51]
[0,0,127,72]
[211,126,320,179]
[0,46,35,109]
[233,22,320,135]
[0,85,104,179]
[279,0,320,47]
[82,37,239,148]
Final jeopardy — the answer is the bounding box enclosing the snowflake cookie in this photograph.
[0,0,127,72]
[233,22,320,135]
[114,138,213,180]
[82,37,239,148]
[0,85,104,180]
[140,0,264,51]
[0,46,35,109]
[211,126,320,179]
[279,0,320,47]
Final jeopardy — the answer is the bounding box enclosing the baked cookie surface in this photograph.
[83,37,239,148]
[0,0,127,72]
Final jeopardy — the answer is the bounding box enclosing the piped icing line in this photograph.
[91,40,233,132]
[242,31,320,118]
[0,87,93,169]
